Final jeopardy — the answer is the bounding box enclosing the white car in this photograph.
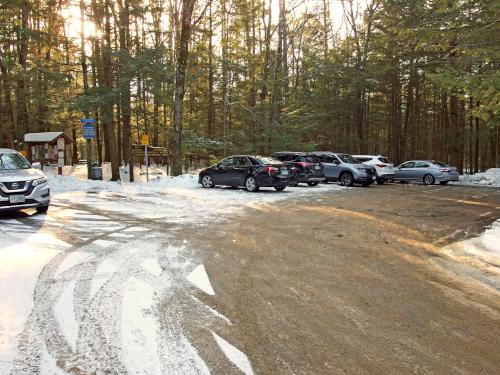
[0,148,50,213]
[353,155,395,184]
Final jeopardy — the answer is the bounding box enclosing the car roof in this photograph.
[272,151,305,155]
[0,148,17,154]
[353,154,387,158]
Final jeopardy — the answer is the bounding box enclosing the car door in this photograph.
[212,157,235,185]
[232,157,253,186]
[413,161,431,180]
[318,155,337,179]
[397,162,416,180]
[328,155,343,179]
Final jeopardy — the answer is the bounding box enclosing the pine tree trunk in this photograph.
[170,0,197,176]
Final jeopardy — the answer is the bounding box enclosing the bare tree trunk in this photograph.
[170,0,197,176]
[117,0,133,181]
[103,0,120,180]
[16,0,30,149]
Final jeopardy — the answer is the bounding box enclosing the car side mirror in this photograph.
[32,162,41,169]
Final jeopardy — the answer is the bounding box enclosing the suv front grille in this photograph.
[2,181,27,190]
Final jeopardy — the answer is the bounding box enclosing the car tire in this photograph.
[245,176,259,192]
[440,181,449,185]
[201,174,215,188]
[340,172,354,187]
[307,181,319,187]
[423,174,435,185]
[36,205,49,214]
[376,179,385,185]
[274,186,286,191]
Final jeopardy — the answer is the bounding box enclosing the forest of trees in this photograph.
[0,0,498,179]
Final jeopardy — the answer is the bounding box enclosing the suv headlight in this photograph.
[32,177,48,187]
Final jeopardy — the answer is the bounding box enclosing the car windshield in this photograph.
[0,153,31,170]
[255,156,283,165]
[337,154,359,164]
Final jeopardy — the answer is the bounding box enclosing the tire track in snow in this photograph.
[7,193,257,374]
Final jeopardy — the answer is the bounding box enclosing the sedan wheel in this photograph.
[274,186,286,191]
[201,175,214,188]
[340,172,354,187]
[423,174,435,185]
[245,176,259,192]
[307,181,319,187]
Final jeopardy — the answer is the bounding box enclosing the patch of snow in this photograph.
[53,279,79,352]
[211,331,254,375]
[187,265,215,295]
[54,251,94,278]
[0,231,67,373]
[142,258,163,277]
[456,219,500,257]
[90,258,119,298]
[92,239,118,248]
[121,277,162,375]
[39,343,67,375]
[458,168,500,187]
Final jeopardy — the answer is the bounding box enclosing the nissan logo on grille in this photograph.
[11,182,19,189]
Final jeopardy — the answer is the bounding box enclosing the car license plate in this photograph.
[281,170,289,176]
[9,195,26,204]
[315,164,320,170]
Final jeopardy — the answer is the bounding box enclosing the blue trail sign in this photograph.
[80,118,97,124]
[83,123,96,139]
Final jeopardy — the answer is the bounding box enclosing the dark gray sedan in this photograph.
[394,160,459,185]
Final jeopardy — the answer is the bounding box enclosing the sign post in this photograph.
[81,119,96,179]
[57,137,65,175]
[141,134,150,182]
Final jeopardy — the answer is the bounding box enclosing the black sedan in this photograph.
[198,155,294,192]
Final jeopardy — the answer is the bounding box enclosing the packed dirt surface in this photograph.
[189,184,500,375]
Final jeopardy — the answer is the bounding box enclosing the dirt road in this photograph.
[188,184,500,375]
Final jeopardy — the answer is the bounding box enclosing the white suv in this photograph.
[0,149,50,213]
[353,155,395,184]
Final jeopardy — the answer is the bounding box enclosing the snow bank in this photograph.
[45,164,344,226]
[459,168,500,187]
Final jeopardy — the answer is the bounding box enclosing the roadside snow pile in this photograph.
[47,166,343,225]
[459,168,500,187]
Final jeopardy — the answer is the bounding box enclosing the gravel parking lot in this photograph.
[187,184,500,375]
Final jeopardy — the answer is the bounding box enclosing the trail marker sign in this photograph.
[83,124,95,139]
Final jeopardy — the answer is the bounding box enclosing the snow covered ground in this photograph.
[0,165,341,374]
[457,168,500,187]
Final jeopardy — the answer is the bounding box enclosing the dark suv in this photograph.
[272,152,325,186]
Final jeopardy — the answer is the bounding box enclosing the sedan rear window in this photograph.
[379,157,391,163]
[356,157,372,162]
[297,156,320,163]
[0,153,31,170]
[432,161,449,167]
[255,157,283,165]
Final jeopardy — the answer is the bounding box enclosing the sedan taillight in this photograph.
[440,168,450,172]
[376,164,387,168]
[264,166,279,175]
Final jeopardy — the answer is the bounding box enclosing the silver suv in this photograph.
[0,149,50,213]
[310,152,377,187]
